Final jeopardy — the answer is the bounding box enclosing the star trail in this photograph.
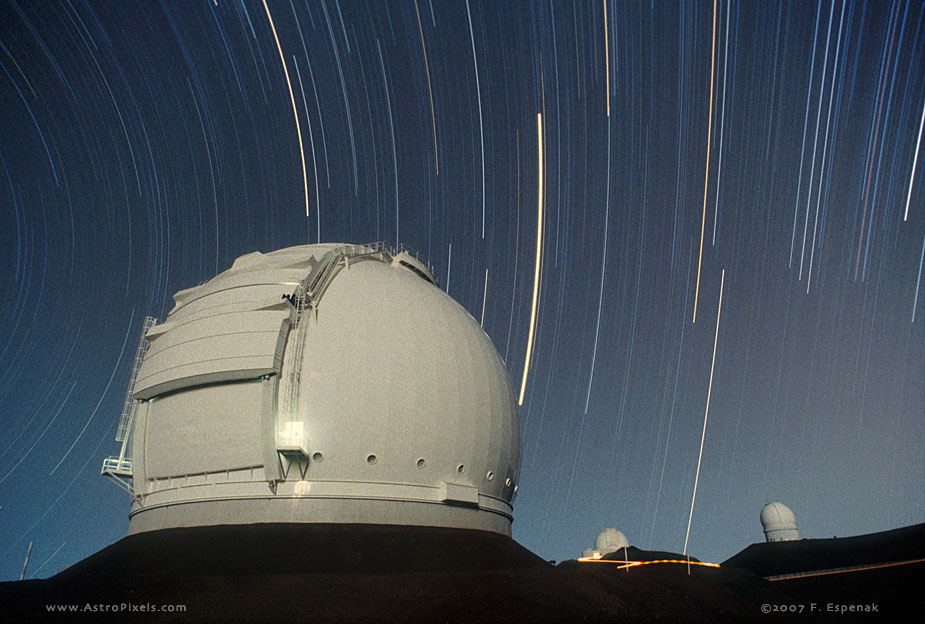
[0,1,922,580]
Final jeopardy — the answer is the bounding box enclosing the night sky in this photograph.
[1,0,923,581]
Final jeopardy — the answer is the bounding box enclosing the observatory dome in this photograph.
[581,528,629,559]
[760,502,799,542]
[120,243,521,536]
[595,528,629,553]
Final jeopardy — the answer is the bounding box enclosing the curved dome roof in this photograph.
[125,243,521,536]
[760,502,799,542]
[594,528,629,553]
[760,502,796,528]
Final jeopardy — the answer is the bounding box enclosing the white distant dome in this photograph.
[760,502,799,542]
[121,243,521,536]
[594,528,629,554]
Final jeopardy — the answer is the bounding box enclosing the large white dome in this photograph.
[760,502,799,542]
[594,528,629,553]
[123,243,521,535]
[580,527,629,559]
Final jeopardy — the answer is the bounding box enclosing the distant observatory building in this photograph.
[581,528,629,558]
[102,243,521,536]
[760,502,800,542]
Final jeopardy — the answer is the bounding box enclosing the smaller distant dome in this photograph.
[760,502,799,542]
[594,528,629,554]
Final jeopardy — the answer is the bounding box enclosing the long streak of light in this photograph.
[320,0,358,195]
[905,98,925,221]
[414,0,439,175]
[913,234,924,323]
[4,412,118,559]
[603,0,610,117]
[585,105,612,413]
[684,269,724,556]
[480,267,488,327]
[504,131,521,364]
[767,558,925,581]
[855,3,902,281]
[50,311,136,475]
[518,113,544,406]
[186,78,218,273]
[292,56,321,239]
[262,0,309,219]
[289,1,331,189]
[649,240,694,544]
[790,2,823,269]
[0,382,76,485]
[446,242,452,294]
[692,0,718,324]
[465,0,486,238]
[806,2,845,294]
[30,541,68,578]
[711,0,729,246]
[578,557,720,569]
[799,1,836,282]
[376,40,399,247]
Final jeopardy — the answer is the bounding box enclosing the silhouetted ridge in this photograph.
[723,523,924,577]
[55,523,549,580]
[3,524,921,622]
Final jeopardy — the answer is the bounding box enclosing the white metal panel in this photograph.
[133,308,291,399]
[144,380,264,478]
[290,261,519,496]
[166,285,298,324]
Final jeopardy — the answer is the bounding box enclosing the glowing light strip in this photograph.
[603,0,610,117]
[262,0,309,218]
[684,268,724,556]
[767,558,925,581]
[578,557,720,569]
[518,113,544,406]
[692,0,718,324]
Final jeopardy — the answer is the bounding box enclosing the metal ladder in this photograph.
[101,315,156,494]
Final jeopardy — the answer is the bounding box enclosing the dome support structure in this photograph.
[100,315,157,496]
[102,243,519,538]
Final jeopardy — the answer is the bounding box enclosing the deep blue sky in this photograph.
[1,1,923,580]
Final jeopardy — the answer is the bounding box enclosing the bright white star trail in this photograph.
[519,112,544,407]
[684,269,725,557]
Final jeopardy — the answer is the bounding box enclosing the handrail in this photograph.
[395,243,438,279]
[302,243,396,309]
[116,315,157,442]
[102,314,156,493]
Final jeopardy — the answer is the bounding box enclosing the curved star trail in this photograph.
[0,1,922,579]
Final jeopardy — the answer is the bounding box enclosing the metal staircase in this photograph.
[101,315,156,494]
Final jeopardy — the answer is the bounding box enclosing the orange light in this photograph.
[262,0,309,219]
[578,557,720,569]
[693,0,718,324]
[518,113,544,406]
[767,558,925,581]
